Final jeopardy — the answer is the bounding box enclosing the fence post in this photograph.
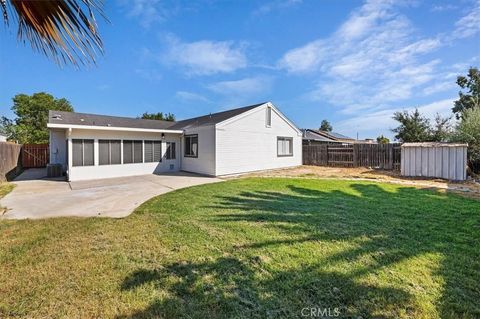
[353,144,358,167]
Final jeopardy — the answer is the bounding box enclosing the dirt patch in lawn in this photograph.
[242,165,480,200]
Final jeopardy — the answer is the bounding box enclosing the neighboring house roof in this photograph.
[327,131,354,140]
[302,129,336,142]
[48,102,267,131]
[303,129,355,142]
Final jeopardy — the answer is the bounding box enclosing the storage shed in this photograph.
[401,143,468,181]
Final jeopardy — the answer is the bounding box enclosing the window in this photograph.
[72,139,94,166]
[123,140,143,164]
[266,106,272,127]
[277,137,293,157]
[166,142,176,160]
[123,140,133,164]
[99,140,121,165]
[144,140,162,162]
[184,135,198,157]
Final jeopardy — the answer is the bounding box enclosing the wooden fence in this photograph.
[0,142,22,181]
[303,143,401,170]
[22,144,49,168]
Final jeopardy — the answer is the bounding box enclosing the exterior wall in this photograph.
[401,146,467,181]
[215,105,302,176]
[49,129,67,170]
[181,125,216,175]
[0,135,6,142]
[66,129,181,181]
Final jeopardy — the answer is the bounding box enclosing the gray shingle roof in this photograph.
[168,102,265,130]
[48,110,177,130]
[48,102,266,131]
[302,130,336,142]
[305,129,354,141]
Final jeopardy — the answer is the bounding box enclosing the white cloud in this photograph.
[431,4,457,12]
[335,98,456,139]
[118,0,169,28]
[278,40,326,73]
[175,91,210,103]
[452,0,480,39]
[278,0,470,115]
[253,0,302,16]
[162,35,247,76]
[207,76,273,95]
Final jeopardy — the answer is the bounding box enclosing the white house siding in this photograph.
[64,129,181,181]
[49,129,67,170]
[215,105,302,176]
[181,125,216,175]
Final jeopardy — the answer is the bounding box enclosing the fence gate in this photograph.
[22,144,49,168]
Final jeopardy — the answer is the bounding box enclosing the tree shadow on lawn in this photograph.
[118,182,480,318]
[117,257,412,319]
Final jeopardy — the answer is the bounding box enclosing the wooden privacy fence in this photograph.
[0,142,22,181]
[22,144,49,168]
[303,143,401,170]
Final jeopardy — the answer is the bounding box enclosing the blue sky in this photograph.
[1,0,479,139]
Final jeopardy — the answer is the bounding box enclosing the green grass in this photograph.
[0,182,14,199]
[0,182,14,214]
[0,178,479,318]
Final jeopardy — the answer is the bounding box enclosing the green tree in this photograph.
[452,67,480,119]
[140,112,176,121]
[319,119,332,132]
[451,108,480,173]
[431,113,452,142]
[376,135,390,144]
[1,92,73,144]
[391,109,431,142]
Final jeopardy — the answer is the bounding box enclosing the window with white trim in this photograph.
[184,135,198,157]
[166,142,176,160]
[123,140,143,164]
[144,140,161,162]
[72,139,94,166]
[277,137,293,157]
[99,140,121,165]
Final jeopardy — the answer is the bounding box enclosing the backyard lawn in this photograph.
[0,178,479,318]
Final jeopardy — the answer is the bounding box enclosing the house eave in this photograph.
[47,123,184,134]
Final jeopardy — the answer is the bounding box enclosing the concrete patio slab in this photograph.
[1,170,222,219]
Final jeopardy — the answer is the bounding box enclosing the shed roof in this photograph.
[401,142,468,147]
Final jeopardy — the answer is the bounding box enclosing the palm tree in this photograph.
[1,0,106,66]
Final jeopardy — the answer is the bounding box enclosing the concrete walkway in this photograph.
[1,169,222,219]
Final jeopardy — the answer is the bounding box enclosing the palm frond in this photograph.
[3,0,107,66]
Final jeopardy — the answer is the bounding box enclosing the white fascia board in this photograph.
[216,102,302,135]
[47,123,184,134]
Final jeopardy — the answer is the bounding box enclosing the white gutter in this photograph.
[47,123,184,134]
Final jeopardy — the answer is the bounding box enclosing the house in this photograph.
[47,102,302,181]
[302,129,356,145]
[0,133,7,142]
